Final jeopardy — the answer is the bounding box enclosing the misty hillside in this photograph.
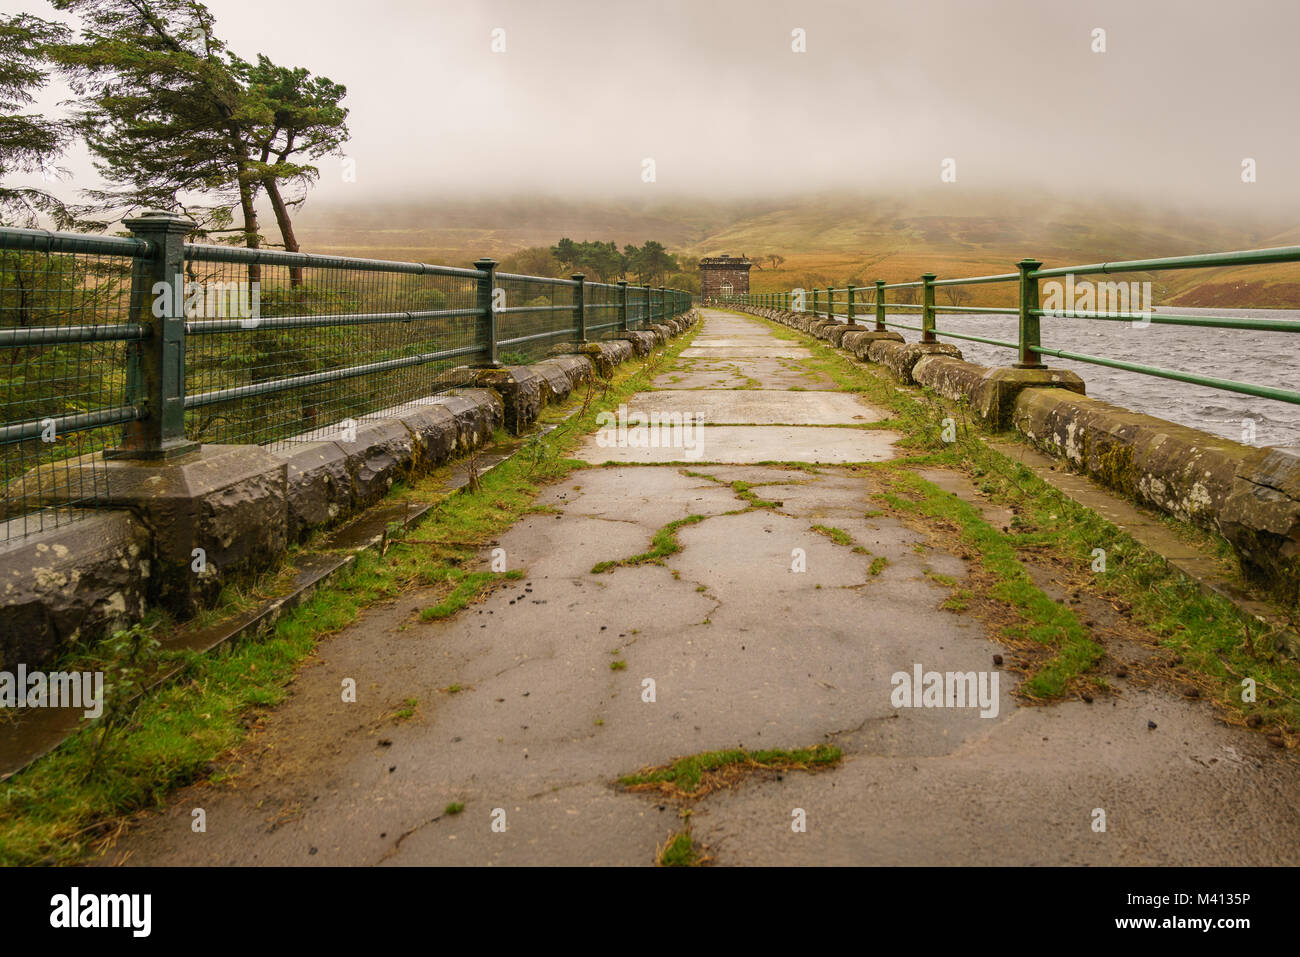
[295,193,1300,307]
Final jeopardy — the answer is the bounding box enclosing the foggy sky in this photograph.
[7,0,1300,212]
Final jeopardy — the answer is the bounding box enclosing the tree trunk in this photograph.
[263,175,303,288]
[237,176,261,285]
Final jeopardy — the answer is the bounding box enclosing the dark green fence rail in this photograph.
[1,211,691,541]
[718,247,1300,408]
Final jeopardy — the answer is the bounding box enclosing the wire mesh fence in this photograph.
[494,273,576,364]
[182,247,485,448]
[587,281,621,342]
[0,232,146,543]
[1,220,693,542]
[628,285,649,329]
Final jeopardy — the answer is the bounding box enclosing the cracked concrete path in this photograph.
[108,309,1300,866]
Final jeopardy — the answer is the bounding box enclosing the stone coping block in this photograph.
[582,340,635,377]
[334,419,416,508]
[1013,388,1257,529]
[912,356,992,405]
[1013,387,1300,594]
[264,387,507,545]
[825,323,863,346]
[911,359,1084,429]
[841,330,904,359]
[72,444,287,615]
[1223,447,1300,598]
[396,403,461,469]
[621,331,657,356]
[271,440,357,543]
[0,510,149,670]
[971,367,1085,429]
[423,389,503,449]
[529,358,579,400]
[869,341,963,384]
[473,365,545,435]
[538,354,595,391]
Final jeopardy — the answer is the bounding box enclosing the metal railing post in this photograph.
[1016,258,1045,368]
[659,286,666,323]
[874,280,886,332]
[921,273,936,343]
[644,283,652,326]
[617,279,628,332]
[475,257,499,366]
[109,210,198,459]
[572,273,587,343]
[812,288,819,318]
[846,284,856,325]
[826,286,834,321]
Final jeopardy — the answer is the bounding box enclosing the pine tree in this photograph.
[0,14,84,228]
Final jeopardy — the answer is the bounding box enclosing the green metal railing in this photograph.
[1,212,691,540]
[718,247,1300,408]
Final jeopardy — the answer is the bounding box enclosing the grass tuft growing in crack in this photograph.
[591,514,706,574]
[619,744,842,799]
[811,524,852,546]
[658,828,703,867]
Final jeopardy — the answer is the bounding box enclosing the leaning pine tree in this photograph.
[50,0,266,247]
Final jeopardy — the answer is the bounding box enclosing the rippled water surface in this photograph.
[917,307,1300,449]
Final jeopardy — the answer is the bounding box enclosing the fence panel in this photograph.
[0,232,146,543]
[182,246,484,448]
[494,273,577,364]
[0,222,694,540]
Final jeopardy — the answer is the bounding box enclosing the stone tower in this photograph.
[699,255,752,301]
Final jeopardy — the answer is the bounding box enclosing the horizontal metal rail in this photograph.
[1030,345,1300,405]
[184,343,487,409]
[1034,309,1300,333]
[495,272,578,287]
[497,328,578,347]
[931,328,1019,350]
[184,242,485,279]
[0,405,138,446]
[1031,245,1300,279]
[496,305,570,315]
[0,323,148,347]
[185,308,481,335]
[931,273,1018,287]
[0,227,151,258]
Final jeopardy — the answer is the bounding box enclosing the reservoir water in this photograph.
[919,307,1300,449]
